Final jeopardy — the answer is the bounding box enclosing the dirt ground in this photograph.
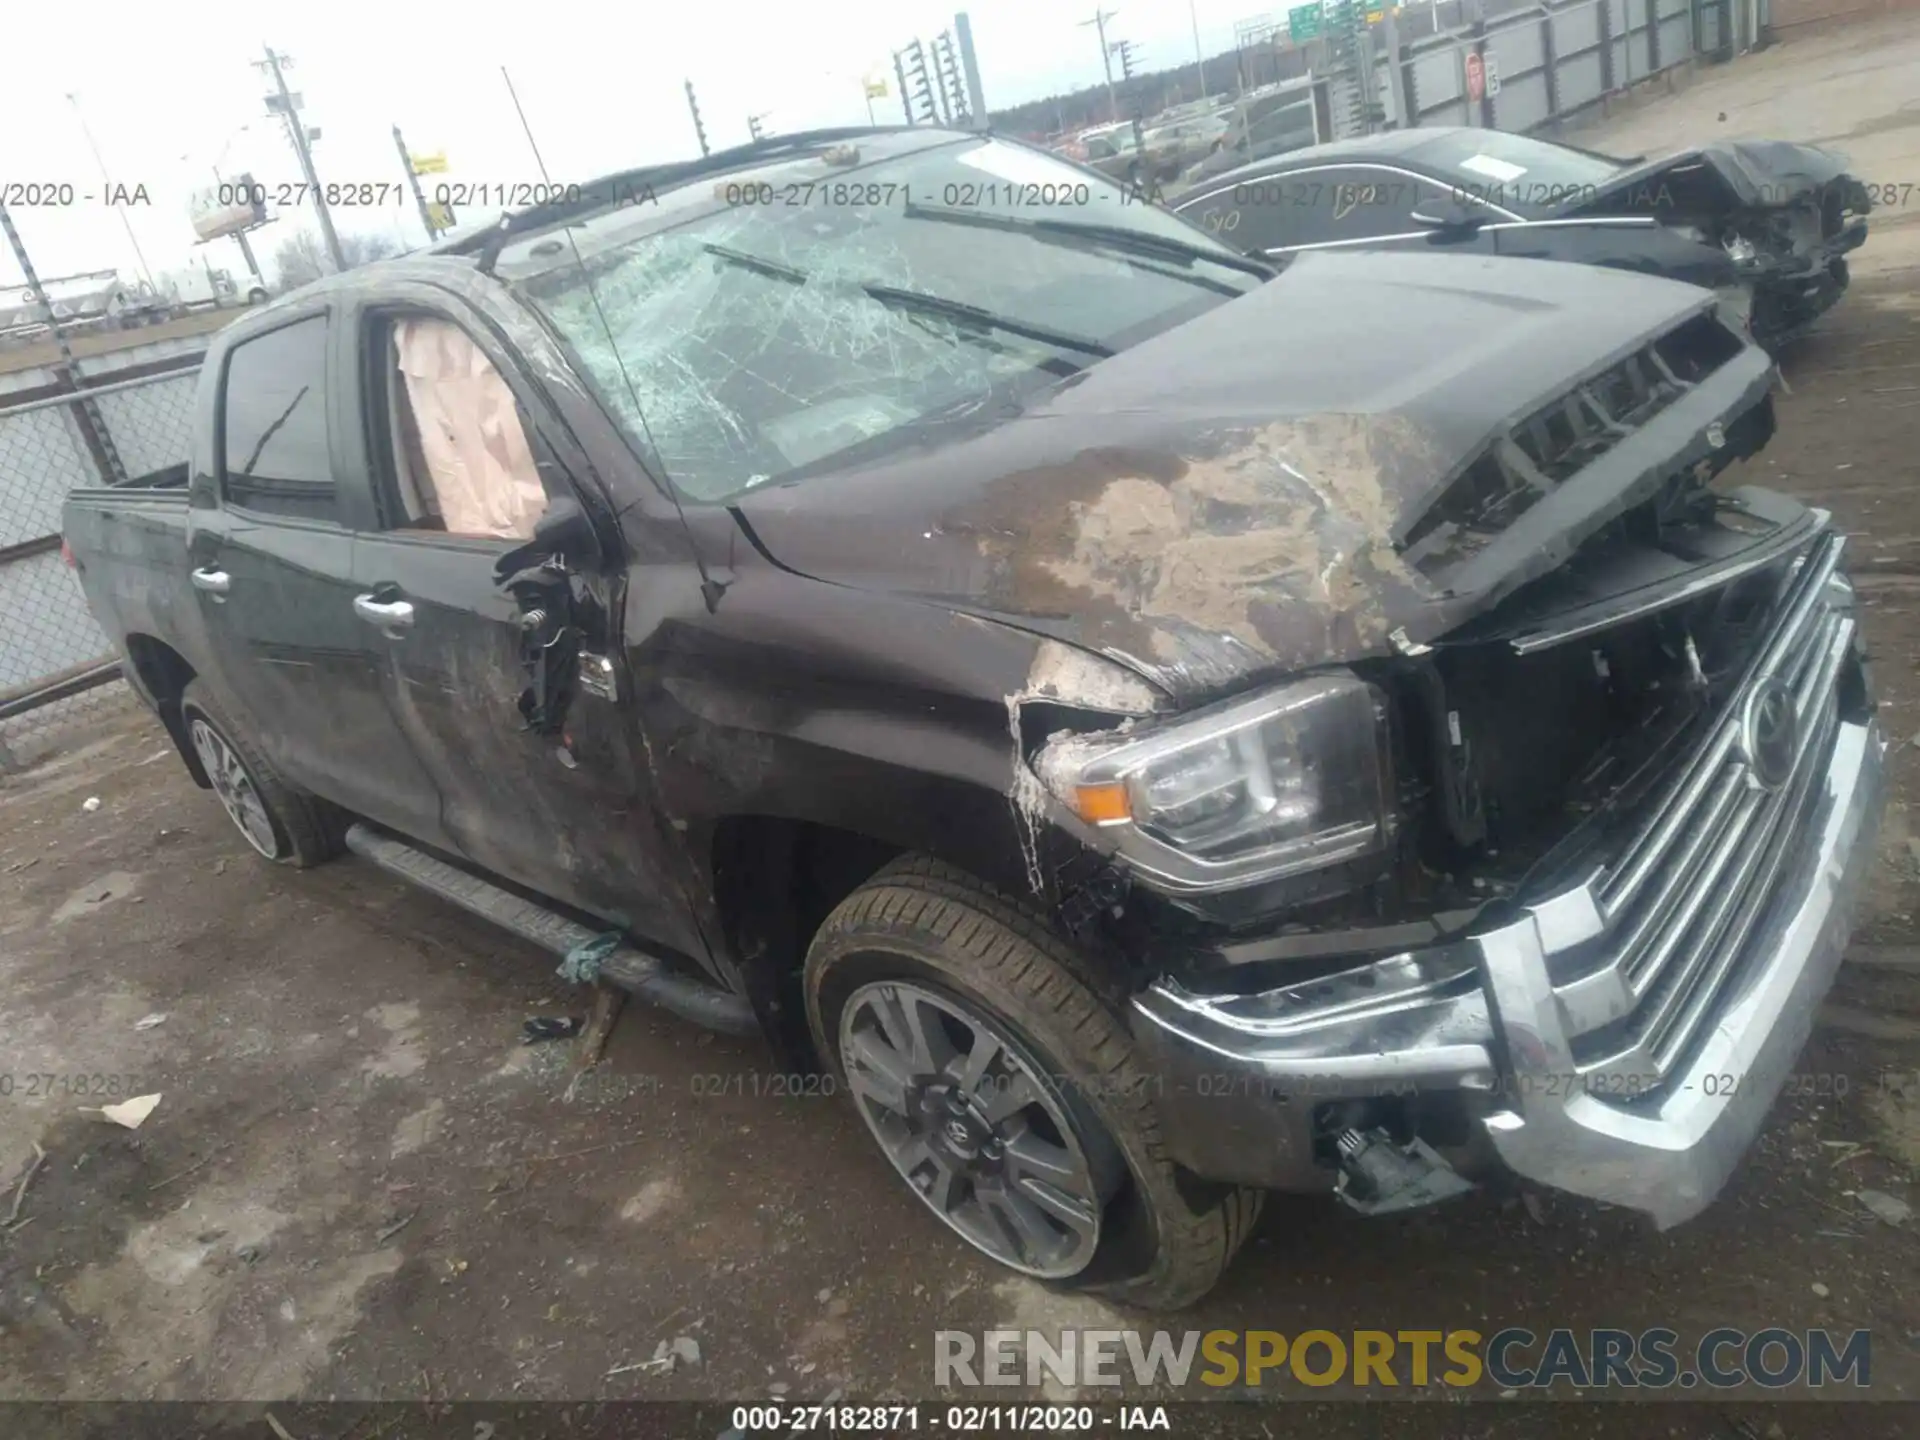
[7,19,1920,1431]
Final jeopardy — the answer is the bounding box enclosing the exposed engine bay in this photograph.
[1116,469,1833,986]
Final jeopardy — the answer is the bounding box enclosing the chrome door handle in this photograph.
[353,593,415,634]
[190,566,231,599]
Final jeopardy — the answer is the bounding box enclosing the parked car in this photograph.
[1172,126,1872,349]
[1179,80,1324,191]
[1141,111,1233,172]
[1078,122,1184,186]
[64,125,1885,1309]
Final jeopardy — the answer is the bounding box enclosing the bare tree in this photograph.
[272,229,401,289]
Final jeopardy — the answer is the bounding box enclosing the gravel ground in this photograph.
[5,21,1920,1434]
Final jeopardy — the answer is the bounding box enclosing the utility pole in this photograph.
[1187,0,1209,100]
[392,126,441,240]
[256,46,345,272]
[1079,10,1121,124]
[747,113,771,141]
[66,94,154,289]
[685,80,711,157]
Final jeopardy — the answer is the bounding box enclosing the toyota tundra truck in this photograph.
[60,125,1885,1309]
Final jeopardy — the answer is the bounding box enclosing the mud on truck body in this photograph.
[61,126,1885,1309]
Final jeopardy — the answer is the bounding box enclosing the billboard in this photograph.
[189,172,269,243]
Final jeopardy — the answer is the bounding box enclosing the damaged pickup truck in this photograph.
[63,125,1884,1310]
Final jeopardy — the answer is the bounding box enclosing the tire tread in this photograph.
[807,853,1262,1310]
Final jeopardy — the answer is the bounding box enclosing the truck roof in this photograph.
[434,125,988,272]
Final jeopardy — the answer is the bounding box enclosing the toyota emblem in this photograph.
[1741,678,1798,792]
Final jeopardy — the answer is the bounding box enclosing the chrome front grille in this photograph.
[1530,533,1854,1096]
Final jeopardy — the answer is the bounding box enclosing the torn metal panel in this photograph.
[1579,140,1861,216]
[1568,140,1872,348]
[1002,640,1162,894]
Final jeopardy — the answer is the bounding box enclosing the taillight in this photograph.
[60,538,76,568]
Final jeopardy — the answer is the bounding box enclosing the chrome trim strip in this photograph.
[1504,508,1830,656]
[1173,160,1525,228]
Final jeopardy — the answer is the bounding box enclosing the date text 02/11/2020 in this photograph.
[713,180,1097,209]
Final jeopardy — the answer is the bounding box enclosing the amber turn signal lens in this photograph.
[1072,782,1132,826]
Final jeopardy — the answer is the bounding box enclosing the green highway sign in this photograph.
[1288,3,1325,40]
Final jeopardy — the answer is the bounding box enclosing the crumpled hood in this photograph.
[730,248,1725,698]
[1583,139,1858,210]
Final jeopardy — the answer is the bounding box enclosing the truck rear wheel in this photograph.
[804,855,1262,1310]
[179,681,342,867]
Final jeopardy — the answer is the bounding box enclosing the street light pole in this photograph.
[66,93,155,289]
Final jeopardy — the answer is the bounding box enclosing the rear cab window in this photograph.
[220,315,336,523]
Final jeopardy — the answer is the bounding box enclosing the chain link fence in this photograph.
[0,364,200,773]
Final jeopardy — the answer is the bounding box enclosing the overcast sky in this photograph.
[2,0,1295,288]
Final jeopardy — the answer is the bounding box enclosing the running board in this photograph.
[343,823,757,1036]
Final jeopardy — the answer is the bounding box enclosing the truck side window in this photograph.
[379,316,548,540]
[221,316,335,522]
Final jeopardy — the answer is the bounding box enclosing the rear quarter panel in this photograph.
[61,490,213,708]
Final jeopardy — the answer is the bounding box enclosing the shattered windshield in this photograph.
[507,137,1261,502]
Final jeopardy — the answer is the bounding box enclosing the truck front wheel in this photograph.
[804,855,1262,1310]
[179,681,342,867]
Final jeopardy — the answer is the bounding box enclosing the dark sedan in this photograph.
[1171,126,1872,349]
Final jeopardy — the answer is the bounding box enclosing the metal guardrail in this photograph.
[0,361,200,773]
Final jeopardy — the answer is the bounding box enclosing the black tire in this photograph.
[805,854,1263,1311]
[179,680,343,868]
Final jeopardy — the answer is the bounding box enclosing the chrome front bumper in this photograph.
[1132,536,1886,1219]
[1479,710,1883,1225]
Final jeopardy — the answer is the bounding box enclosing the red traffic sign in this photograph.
[1464,51,1486,104]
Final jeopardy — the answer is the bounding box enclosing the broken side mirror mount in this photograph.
[492,494,598,586]
[499,560,580,737]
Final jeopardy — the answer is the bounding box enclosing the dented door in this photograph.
[339,285,701,959]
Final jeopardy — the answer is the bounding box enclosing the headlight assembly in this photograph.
[1034,673,1392,895]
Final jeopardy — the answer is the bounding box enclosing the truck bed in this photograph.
[62,470,199,692]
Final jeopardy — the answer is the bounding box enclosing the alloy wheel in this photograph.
[839,979,1116,1277]
[189,717,280,859]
